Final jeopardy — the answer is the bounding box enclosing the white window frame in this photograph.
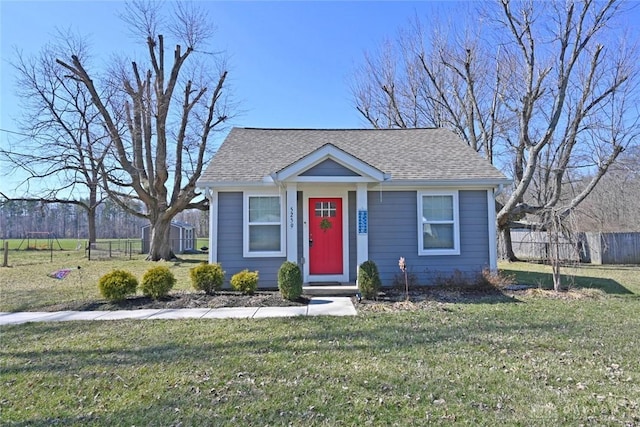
[243,191,286,258]
[417,190,460,256]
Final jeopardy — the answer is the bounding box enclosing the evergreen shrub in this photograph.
[358,260,381,299]
[277,261,302,301]
[140,266,176,299]
[98,269,138,301]
[190,262,225,294]
[230,269,259,294]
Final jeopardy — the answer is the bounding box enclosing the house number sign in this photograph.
[357,210,368,234]
[290,207,294,229]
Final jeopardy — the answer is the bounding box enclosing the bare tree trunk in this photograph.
[500,225,519,262]
[87,186,98,244]
[148,217,175,260]
[548,216,562,292]
[87,206,97,244]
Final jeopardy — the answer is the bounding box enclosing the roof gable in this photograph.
[273,143,388,183]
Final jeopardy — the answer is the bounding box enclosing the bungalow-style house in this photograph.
[141,220,196,254]
[197,128,510,287]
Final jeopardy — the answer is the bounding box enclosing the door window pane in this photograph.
[314,201,337,217]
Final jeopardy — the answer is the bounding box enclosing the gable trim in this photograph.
[272,143,390,183]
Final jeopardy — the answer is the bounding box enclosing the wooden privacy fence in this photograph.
[504,230,640,264]
[584,232,640,264]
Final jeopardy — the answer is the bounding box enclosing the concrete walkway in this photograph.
[0,297,357,325]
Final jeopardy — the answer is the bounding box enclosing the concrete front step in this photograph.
[303,284,358,296]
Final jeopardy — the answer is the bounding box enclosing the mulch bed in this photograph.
[353,285,520,312]
[37,284,592,313]
[41,290,310,312]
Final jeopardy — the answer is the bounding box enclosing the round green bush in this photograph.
[140,266,176,299]
[277,261,302,301]
[190,262,225,295]
[358,260,381,300]
[230,269,259,294]
[98,269,138,301]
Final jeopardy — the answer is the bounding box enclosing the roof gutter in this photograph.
[379,178,512,188]
[198,177,511,191]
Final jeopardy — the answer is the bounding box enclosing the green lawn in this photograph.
[2,259,640,425]
[500,261,640,295]
[0,249,208,312]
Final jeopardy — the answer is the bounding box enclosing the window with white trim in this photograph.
[418,191,460,256]
[244,193,285,257]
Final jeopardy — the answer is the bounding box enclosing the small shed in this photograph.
[141,221,196,254]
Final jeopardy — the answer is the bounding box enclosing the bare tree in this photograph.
[494,0,638,258]
[352,9,507,163]
[572,148,640,232]
[352,0,640,261]
[0,30,112,243]
[56,1,233,260]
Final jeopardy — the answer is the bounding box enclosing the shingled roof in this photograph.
[198,127,509,186]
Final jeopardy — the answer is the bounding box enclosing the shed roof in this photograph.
[198,127,509,186]
[141,221,194,230]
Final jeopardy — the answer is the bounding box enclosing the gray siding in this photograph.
[217,192,285,288]
[300,159,360,177]
[216,189,491,287]
[368,191,417,285]
[368,190,490,285]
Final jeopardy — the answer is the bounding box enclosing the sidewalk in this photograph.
[0,297,357,325]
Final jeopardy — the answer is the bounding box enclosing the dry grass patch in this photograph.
[523,287,607,300]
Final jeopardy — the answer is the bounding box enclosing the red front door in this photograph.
[309,198,343,275]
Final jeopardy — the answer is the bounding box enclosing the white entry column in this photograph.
[356,183,369,271]
[286,183,298,263]
[207,188,218,264]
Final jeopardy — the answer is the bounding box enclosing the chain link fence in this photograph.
[86,239,143,260]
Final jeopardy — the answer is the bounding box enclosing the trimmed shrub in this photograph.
[98,269,138,301]
[140,266,176,299]
[190,262,225,295]
[358,260,381,300]
[230,269,259,294]
[278,261,302,301]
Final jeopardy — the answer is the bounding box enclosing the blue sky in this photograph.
[0,1,461,195]
[2,1,638,197]
[0,1,458,134]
